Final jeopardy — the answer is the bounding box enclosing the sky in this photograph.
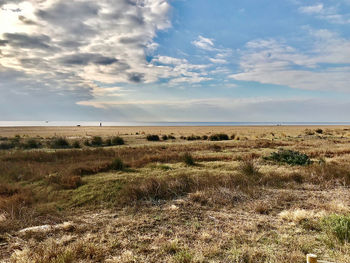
[0,0,350,122]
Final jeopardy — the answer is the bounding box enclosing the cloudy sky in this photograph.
[0,0,350,122]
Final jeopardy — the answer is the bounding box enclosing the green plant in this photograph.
[201,135,208,140]
[50,137,70,149]
[209,133,229,141]
[162,135,169,140]
[0,142,15,150]
[146,135,160,141]
[109,158,125,171]
[83,139,91,146]
[315,128,323,134]
[186,135,201,141]
[322,214,350,244]
[22,139,41,149]
[72,141,81,148]
[105,138,112,146]
[111,136,125,145]
[264,149,311,166]
[91,136,103,147]
[182,152,195,166]
[174,249,193,263]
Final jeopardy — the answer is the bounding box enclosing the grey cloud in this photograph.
[0,40,9,46]
[128,73,144,83]
[3,33,53,50]
[58,53,118,66]
[36,1,99,22]
[0,0,21,7]
[18,15,37,25]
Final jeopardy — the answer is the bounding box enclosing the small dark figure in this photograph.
[100,122,102,127]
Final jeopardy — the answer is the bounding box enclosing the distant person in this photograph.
[100,122,102,127]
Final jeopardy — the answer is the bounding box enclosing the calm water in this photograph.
[1,121,350,127]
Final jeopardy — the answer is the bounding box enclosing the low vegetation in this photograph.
[264,149,311,166]
[146,134,160,141]
[1,126,350,262]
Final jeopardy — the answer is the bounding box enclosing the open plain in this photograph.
[1,126,350,263]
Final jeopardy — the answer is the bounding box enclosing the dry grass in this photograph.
[1,126,350,262]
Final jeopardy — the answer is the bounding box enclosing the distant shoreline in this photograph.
[1,121,350,127]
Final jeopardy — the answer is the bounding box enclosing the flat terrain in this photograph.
[1,126,350,262]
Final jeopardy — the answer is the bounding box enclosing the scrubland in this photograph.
[1,126,350,262]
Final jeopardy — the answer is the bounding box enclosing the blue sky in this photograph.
[0,0,350,121]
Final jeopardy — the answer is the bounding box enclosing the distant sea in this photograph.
[1,121,350,127]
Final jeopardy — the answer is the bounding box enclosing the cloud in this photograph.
[76,97,350,122]
[229,30,350,92]
[0,0,181,97]
[192,35,215,51]
[299,4,324,14]
[298,3,350,24]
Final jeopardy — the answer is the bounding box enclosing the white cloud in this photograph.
[192,35,215,51]
[298,3,350,24]
[229,30,350,92]
[299,4,324,14]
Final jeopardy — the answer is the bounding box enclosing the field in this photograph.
[1,126,350,263]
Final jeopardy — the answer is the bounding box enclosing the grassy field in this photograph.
[1,126,350,262]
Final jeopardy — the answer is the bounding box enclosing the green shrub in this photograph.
[209,133,229,141]
[91,136,103,146]
[146,135,160,141]
[322,214,350,243]
[110,158,125,171]
[0,142,15,150]
[168,135,176,140]
[315,128,323,134]
[182,152,195,166]
[105,138,112,146]
[111,136,124,145]
[22,139,41,149]
[50,137,70,149]
[202,135,208,140]
[186,135,201,141]
[174,250,193,263]
[72,141,81,148]
[162,135,169,140]
[264,149,311,166]
[83,140,91,147]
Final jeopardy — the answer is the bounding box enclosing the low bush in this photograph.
[91,136,103,146]
[182,152,195,166]
[315,128,323,134]
[111,136,124,145]
[50,137,70,149]
[209,133,229,141]
[22,139,41,149]
[162,135,169,140]
[238,159,260,178]
[322,214,350,244]
[186,135,201,141]
[105,138,112,146]
[72,141,81,148]
[146,135,160,141]
[264,149,311,166]
[0,142,15,150]
[202,135,208,140]
[230,134,236,140]
[109,158,125,171]
[168,135,176,140]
